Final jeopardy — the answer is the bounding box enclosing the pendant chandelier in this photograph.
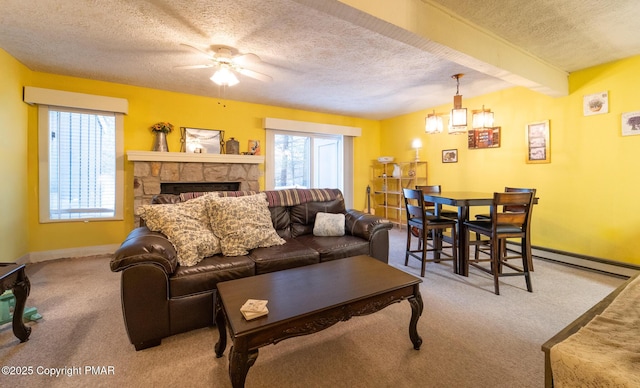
[449,73,467,134]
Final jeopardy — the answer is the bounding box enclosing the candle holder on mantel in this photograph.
[225,137,239,154]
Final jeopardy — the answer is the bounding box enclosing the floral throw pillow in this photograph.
[206,193,286,256]
[136,194,221,266]
[313,212,346,236]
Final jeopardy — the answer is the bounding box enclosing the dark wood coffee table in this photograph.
[214,255,423,387]
[0,264,31,342]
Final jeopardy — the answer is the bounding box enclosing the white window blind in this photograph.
[38,105,124,222]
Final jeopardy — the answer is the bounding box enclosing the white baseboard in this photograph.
[20,244,119,264]
[506,242,640,278]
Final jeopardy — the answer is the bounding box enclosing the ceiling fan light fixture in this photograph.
[210,66,239,87]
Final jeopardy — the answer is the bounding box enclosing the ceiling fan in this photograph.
[177,44,273,86]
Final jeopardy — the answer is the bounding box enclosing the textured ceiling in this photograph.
[1,0,639,120]
[431,0,640,72]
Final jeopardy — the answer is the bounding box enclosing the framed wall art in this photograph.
[525,120,550,164]
[583,91,608,116]
[442,149,458,163]
[180,127,225,154]
[621,111,640,136]
[468,127,501,149]
[247,140,261,155]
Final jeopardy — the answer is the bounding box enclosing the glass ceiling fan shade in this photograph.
[210,66,239,86]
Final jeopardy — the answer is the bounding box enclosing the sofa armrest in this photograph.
[110,227,179,274]
[345,209,393,240]
[345,210,393,263]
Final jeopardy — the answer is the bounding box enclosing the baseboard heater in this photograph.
[506,242,640,278]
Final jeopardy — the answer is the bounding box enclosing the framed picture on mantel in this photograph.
[180,127,225,154]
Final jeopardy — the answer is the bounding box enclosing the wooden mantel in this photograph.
[126,150,264,164]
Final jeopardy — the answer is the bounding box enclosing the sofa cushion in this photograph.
[291,199,346,237]
[249,239,320,275]
[295,234,370,262]
[270,206,292,238]
[206,193,286,256]
[169,254,255,298]
[313,212,345,236]
[136,194,221,266]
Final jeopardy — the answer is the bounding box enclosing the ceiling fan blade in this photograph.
[180,43,214,59]
[238,68,272,82]
[174,64,215,69]
[233,52,261,66]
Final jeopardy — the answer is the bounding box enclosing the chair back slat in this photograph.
[497,212,526,225]
[502,187,536,213]
[491,192,533,229]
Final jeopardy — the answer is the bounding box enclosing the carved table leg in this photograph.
[228,342,258,388]
[408,289,423,350]
[1,265,33,343]
[12,277,31,342]
[214,297,227,358]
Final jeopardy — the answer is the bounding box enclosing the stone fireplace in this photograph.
[128,151,263,223]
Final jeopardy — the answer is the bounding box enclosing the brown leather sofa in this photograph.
[110,189,393,350]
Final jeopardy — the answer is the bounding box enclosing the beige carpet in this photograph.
[0,228,625,387]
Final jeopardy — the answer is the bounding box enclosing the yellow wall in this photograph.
[4,42,639,265]
[20,72,380,253]
[0,49,30,262]
[380,55,640,265]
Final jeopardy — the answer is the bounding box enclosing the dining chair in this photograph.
[415,185,458,219]
[473,187,536,270]
[415,184,458,249]
[403,188,458,277]
[464,191,534,295]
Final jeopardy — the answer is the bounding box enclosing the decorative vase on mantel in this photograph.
[152,131,169,152]
[149,122,174,152]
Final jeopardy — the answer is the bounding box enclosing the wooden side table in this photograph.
[0,264,31,342]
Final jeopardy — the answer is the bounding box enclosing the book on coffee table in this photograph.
[240,299,269,320]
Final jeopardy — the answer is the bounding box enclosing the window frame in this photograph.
[264,117,358,209]
[269,130,344,190]
[38,104,124,223]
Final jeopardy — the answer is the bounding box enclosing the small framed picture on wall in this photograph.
[442,149,458,163]
[621,111,640,136]
[583,91,608,116]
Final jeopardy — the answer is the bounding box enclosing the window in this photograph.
[38,105,124,222]
[264,118,360,208]
[272,132,343,190]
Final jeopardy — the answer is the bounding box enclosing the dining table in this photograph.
[422,191,538,276]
